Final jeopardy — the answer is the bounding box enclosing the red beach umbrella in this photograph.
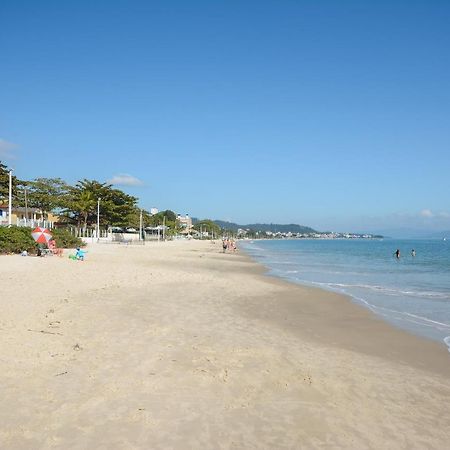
[31,227,52,244]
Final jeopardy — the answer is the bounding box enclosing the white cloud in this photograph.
[419,209,434,218]
[108,173,144,187]
[0,139,18,159]
[438,211,450,218]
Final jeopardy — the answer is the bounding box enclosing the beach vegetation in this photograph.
[62,179,138,230]
[147,210,176,225]
[51,228,84,248]
[193,219,221,235]
[0,226,37,254]
[126,209,153,229]
[67,187,97,231]
[0,226,83,254]
[24,178,71,215]
[147,210,181,236]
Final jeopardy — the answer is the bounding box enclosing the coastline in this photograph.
[237,246,450,377]
[1,240,449,448]
[240,237,450,352]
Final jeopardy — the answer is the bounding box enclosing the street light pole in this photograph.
[97,198,101,242]
[8,169,12,226]
[24,186,28,226]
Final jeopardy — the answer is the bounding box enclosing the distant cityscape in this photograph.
[236,229,383,240]
[197,219,383,239]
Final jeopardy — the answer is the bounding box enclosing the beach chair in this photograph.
[40,248,53,257]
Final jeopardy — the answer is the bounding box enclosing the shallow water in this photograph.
[241,239,450,352]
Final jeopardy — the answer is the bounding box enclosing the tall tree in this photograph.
[65,179,138,230]
[193,219,221,235]
[70,189,96,231]
[102,188,139,227]
[26,178,70,215]
[147,210,181,235]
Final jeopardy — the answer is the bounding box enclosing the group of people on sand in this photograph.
[394,248,416,259]
[222,238,237,253]
[24,239,64,257]
[23,242,86,260]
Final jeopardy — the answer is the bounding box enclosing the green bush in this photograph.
[51,228,84,248]
[0,226,84,254]
[0,226,38,254]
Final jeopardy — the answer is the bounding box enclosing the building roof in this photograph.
[0,204,43,213]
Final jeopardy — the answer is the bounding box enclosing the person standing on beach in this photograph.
[222,239,228,253]
[394,249,400,259]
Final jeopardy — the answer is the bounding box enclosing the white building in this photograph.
[177,214,193,232]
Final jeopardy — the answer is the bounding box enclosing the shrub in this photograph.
[0,226,38,254]
[51,228,84,248]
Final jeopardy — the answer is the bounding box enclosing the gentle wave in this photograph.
[354,296,450,330]
[305,280,449,326]
[325,282,450,300]
[296,279,450,328]
[283,276,450,301]
[280,276,450,347]
[242,239,450,350]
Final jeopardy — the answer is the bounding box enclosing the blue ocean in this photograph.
[240,239,450,352]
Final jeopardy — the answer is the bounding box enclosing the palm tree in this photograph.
[72,189,96,231]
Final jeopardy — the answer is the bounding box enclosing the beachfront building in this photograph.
[177,214,193,233]
[0,204,59,228]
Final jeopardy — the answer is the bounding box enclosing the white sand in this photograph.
[1,240,449,449]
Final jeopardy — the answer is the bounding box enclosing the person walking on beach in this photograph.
[394,249,400,259]
[222,238,228,253]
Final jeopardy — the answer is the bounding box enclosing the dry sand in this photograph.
[1,240,449,449]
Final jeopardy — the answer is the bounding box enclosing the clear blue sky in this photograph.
[1,0,449,233]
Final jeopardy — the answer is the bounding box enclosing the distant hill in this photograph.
[191,218,384,238]
[211,220,317,234]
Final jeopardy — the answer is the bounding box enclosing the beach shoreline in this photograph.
[237,244,450,376]
[2,240,449,448]
[236,246,450,376]
[240,237,450,351]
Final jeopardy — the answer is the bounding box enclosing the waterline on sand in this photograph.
[241,239,450,353]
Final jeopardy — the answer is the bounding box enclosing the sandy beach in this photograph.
[1,239,449,449]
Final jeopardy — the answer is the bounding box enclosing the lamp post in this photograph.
[24,186,28,226]
[97,198,101,242]
[8,169,13,226]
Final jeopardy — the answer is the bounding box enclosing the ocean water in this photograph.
[240,239,450,352]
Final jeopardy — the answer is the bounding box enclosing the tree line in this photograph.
[0,162,182,233]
